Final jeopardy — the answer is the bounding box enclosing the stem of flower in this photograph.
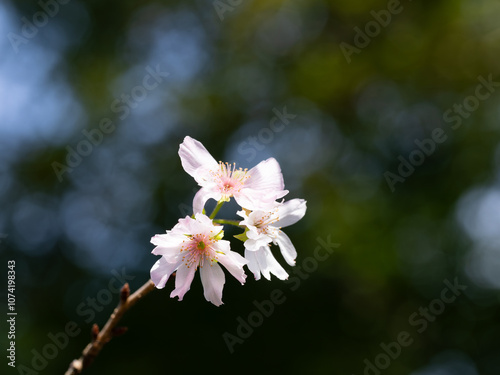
[213,219,242,227]
[209,201,225,219]
[64,279,157,375]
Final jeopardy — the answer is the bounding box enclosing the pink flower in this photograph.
[150,213,247,306]
[238,199,307,280]
[179,136,288,213]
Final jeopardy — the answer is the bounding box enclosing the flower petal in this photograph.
[178,136,218,184]
[272,199,307,228]
[170,264,197,301]
[244,248,263,280]
[193,212,219,228]
[150,257,181,289]
[215,242,248,285]
[151,233,184,247]
[262,248,289,280]
[151,233,184,259]
[246,158,285,191]
[275,231,297,266]
[236,158,288,210]
[245,234,272,250]
[193,187,221,214]
[236,209,251,226]
[200,262,225,306]
[245,247,288,281]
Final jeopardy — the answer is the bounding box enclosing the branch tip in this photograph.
[65,279,156,374]
[120,283,130,302]
[91,324,99,341]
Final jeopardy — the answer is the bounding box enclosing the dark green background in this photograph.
[2,0,500,374]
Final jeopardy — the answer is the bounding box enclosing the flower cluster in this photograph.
[150,136,307,306]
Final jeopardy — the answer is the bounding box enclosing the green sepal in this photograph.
[213,229,224,241]
[234,228,249,242]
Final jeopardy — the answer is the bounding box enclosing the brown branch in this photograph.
[65,279,156,375]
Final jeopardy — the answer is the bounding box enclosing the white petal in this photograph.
[216,245,248,284]
[200,262,225,306]
[255,247,272,280]
[262,249,289,280]
[178,136,218,184]
[246,158,285,191]
[245,247,288,281]
[236,209,249,221]
[177,214,210,234]
[193,187,220,214]
[178,213,213,235]
[244,238,260,251]
[150,257,181,289]
[170,264,197,301]
[247,210,267,226]
[169,217,195,236]
[193,212,219,229]
[245,234,272,250]
[237,210,255,228]
[212,240,248,284]
[236,158,288,210]
[275,231,297,266]
[244,249,262,280]
[151,232,184,247]
[272,199,307,228]
[150,234,184,259]
[245,226,262,240]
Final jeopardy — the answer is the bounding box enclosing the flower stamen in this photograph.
[210,161,250,201]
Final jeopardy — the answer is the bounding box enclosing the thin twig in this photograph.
[64,279,156,375]
[212,219,242,227]
[209,201,225,219]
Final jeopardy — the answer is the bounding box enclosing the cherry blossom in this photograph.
[150,213,247,306]
[237,199,307,280]
[178,136,288,213]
